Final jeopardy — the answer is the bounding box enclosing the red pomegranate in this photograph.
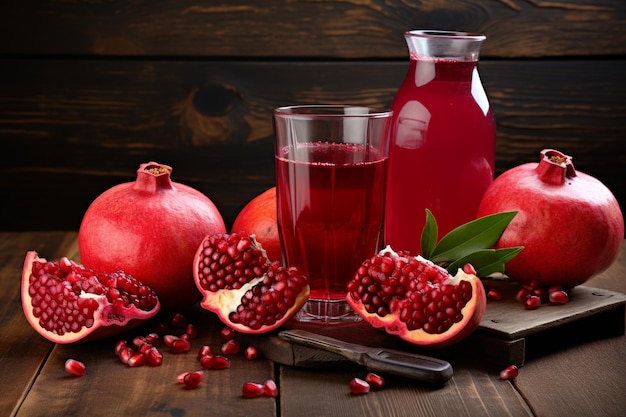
[346,246,486,349]
[78,162,226,312]
[231,187,282,263]
[193,231,309,334]
[22,252,160,343]
[477,149,624,287]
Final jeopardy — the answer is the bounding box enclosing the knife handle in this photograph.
[364,349,453,386]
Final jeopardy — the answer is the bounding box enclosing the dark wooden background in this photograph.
[1,0,625,232]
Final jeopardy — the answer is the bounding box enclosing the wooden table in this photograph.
[2,231,625,417]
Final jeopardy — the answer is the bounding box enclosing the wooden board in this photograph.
[242,285,626,369]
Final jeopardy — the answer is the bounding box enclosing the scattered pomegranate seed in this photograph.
[349,378,370,395]
[242,382,265,398]
[198,345,212,359]
[132,335,147,347]
[146,346,163,366]
[185,323,198,339]
[212,355,231,369]
[221,339,240,355]
[533,287,548,301]
[115,340,128,356]
[549,290,569,305]
[486,289,503,301]
[515,287,531,303]
[118,347,134,364]
[364,373,385,389]
[499,365,519,380]
[145,332,160,345]
[220,326,236,340]
[263,379,278,397]
[138,343,153,354]
[65,359,86,377]
[163,334,179,347]
[199,354,215,369]
[170,338,191,354]
[177,371,190,384]
[170,312,187,328]
[182,370,204,389]
[127,352,147,367]
[244,345,258,360]
[524,295,542,310]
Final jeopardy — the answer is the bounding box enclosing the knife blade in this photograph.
[279,329,453,385]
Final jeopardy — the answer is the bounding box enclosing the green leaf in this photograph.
[420,209,438,259]
[429,211,518,263]
[446,247,524,277]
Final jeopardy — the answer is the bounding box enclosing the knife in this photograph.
[278,329,453,385]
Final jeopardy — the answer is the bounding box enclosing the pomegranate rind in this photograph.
[21,251,160,344]
[346,247,486,349]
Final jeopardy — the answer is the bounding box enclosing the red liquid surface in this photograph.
[384,58,495,253]
[276,142,387,300]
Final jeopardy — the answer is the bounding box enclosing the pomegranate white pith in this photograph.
[346,246,486,349]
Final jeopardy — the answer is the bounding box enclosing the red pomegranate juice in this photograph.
[276,142,387,301]
[384,57,495,253]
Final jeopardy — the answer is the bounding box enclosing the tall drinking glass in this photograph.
[273,105,392,324]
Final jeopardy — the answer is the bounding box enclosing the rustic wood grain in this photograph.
[2,59,624,231]
[1,0,625,58]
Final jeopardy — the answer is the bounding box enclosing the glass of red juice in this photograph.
[273,105,392,324]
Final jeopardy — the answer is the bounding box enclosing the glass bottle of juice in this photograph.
[384,30,496,254]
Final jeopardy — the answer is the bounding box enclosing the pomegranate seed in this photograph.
[132,335,147,347]
[197,345,212,359]
[524,295,541,310]
[118,347,134,364]
[115,340,128,355]
[462,264,477,275]
[220,326,236,340]
[185,323,197,339]
[365,373,385,389]
[163,334,179,347]
[487,289,503,301]
[244,345,258,360]
[65,359,86,377]
[199,354,215,369]
[242,382,265,398]
[533,287,548,301]
[212,355,231,369]
[515,287,531,303]
[170,312,187,328]
[145,332,160,345]
[180,333,190,341]
[263,379,278,397]
[499,365,519,380]
[182,370,204,389]
[349,378,370,395]
[170,338,191,354]
[549,290,569,305]
[177,371,190,384]
[221,339,240,355]
[138,342,153,354]
[146,346,163,366]
[127,352,147,367]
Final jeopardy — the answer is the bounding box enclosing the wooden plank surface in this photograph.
[2,59,624,231]
[1,0,625,58]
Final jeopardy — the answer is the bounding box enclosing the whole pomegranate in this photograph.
[346,246,486,349]
[231,187,282,263]
[22,251,160,343]
[477,149,624,287]
[78,162,226,312]
[193,231,309,334]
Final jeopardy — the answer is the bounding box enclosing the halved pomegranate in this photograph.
[22,252,160,344]
[193,232,309,334]
[346,246,486,349]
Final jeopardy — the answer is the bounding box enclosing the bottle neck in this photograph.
[405,30,485,62]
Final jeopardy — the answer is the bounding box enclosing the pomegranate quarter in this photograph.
[346,246,486,348]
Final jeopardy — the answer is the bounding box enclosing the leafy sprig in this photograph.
[420,209,523,277]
